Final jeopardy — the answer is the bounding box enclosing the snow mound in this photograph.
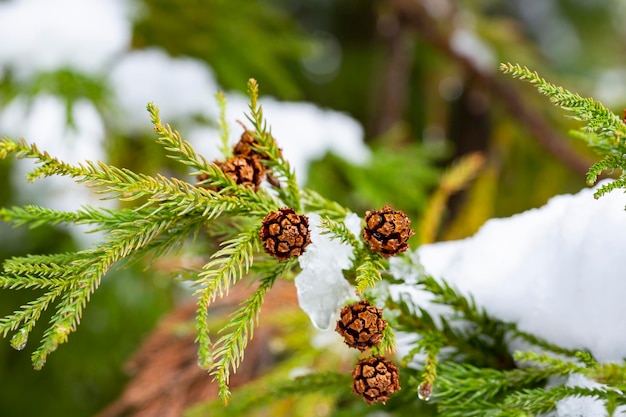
[412,183,626,362]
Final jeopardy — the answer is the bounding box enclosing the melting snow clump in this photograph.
[394,181,626,362]
[295,213,360,330]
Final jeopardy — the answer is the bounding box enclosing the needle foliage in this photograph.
[1,72,625,416]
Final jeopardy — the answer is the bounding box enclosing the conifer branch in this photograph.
[318,216,361,249]
[301,188,350,221]
[194,228,260,373]
[245,78,301,211]
[354,251,385,293]
[500,63,626,152]
[210,265,288,401]
[436,362,569,414]
[0,286,66,338]
[502,385,618,415]
[417,331,443,392]
[216,91,232,159]
[501,63,626,197]
[148,102,211,171]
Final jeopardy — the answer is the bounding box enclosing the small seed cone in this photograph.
[352,356,400,405]
[233,130,282,160]
[336,300,387,351]
[233,131,262,158]
[362,205,413,257]
[215,155,265,191]
[260,208,311,261]
[233,130,283,188]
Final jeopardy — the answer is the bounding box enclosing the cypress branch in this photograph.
[502,385,615,415]
[245,78,301,211]
[148,102,211,171]
[500,63,626,154]
[301,188,350,220]
[354,252,384,293]
[210,267,287,401]
[194,228,260,375]
[216,91,232,159]
[318,215,361,248]
[501,62,626,197]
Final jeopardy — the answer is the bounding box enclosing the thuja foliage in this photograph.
[0,79,383,401]
[501,63,626,199]
[1,71,625,415]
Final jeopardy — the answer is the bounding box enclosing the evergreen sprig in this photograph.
[501,62,626,198]
[0,79,379,405]
[0,80,336,389]
[301,188,350,220]
[435,358,625,417]
[5,68,624,416]
[354,252,385,293]
[208,263,292,400]
[318,216,361,249]
[435,361,570,416]
[245,79,301,211]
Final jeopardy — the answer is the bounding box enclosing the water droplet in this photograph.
[417,382,432,401]
[10,328,28,351]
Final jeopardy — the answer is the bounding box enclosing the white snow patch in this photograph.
[295,213,358,330]
[0,95,111,246]
[0,0,130,78]
[109,48,221,131]
[555,374,608,417]
[400,182,626,362]
[449,29,496,74]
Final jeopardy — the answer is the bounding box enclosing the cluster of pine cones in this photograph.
[199,130,415,405]
[258,204,412,404]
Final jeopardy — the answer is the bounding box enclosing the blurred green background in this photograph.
[1,0,625,415]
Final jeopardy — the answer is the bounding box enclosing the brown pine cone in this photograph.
[233,130,282,160]
[233,131,263,158]
[362,205,414,257]
[215,155,265,191]
[260,208,311,261]
[336,300,387,351]
[352,356,400,405]
[233,131,282,188]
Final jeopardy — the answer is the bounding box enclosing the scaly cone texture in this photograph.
[233,129,282,187]
[215,155,266,191]
[352,356,400,405]
[336,300,387,351]
[362,205,413,257]
[233,130,282,160]
[233,130,261,158]
[260,207,311,261]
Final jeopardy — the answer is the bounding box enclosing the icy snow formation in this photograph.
[294,213,361,330]
[393,182,626,363]
[554,374,610,417]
